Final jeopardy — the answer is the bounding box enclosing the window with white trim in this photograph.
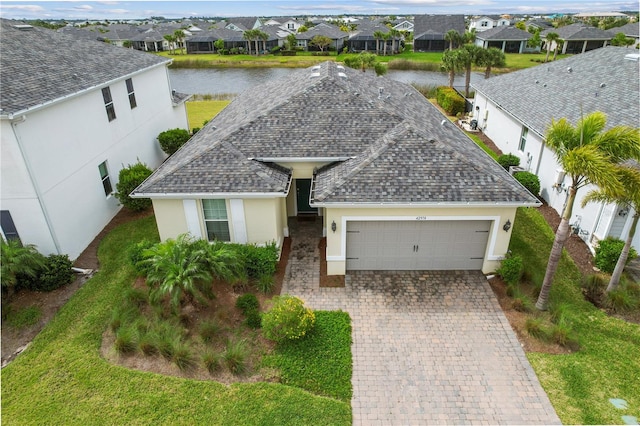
[98,161,113,196]
[125,78,137,109]
[202,199,230,241]
[519,126,529,151]
[102,87,116,121]
[481,21,489,27]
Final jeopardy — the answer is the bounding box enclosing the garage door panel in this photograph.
[346,220,490,271]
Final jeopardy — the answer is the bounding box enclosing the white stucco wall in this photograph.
[1,64,188,259]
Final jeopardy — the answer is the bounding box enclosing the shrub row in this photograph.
[436,86,465,116]
[18,254,74,292]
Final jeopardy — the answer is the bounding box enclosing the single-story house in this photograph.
[542,23,612,54]
[295,23,347,51]
[346,24,392,52]
[132,62,540,275]
[606,22,640,48]
[474,26,535,53]
[413,14,465,52]
[471,47,640,253]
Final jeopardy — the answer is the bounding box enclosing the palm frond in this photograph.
[576,111,607,147]
[594,126,640,163]
[546,118,577,156]
[564,145,622,192]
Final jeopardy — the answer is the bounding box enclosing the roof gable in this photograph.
[476,26,532,40]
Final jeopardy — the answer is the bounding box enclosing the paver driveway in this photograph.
[282,220,560,425]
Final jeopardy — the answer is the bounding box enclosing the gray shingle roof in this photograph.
[135,61,538,206]
[0,19,170,116]
[476,26,532,41]
[542,23,612,40]
[296,23,347,40]
[471,47,640,138]
[607,22,640,37]
[413,15,465,40]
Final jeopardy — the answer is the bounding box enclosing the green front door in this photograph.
[296,179,317,214]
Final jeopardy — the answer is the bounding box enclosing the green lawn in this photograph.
[186,100,230,130]
[510,207,640,425]
[1,216,352,425]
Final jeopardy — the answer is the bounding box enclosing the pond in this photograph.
[168,67,484,96]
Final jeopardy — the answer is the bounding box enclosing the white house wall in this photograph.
[474,92,617,252]
[1,65,188,259]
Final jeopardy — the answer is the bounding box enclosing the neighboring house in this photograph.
[474,26,534,53]
[224,17,263,32]
[471,47,640,252]
[606,22,640,47]
[542,23,612,54]
[413,14,465,52]
[346,24,391,52]
[295,23,347,51]
[527,19,554,32]
[469,16,510,32]
[393,19,414,32]
[264,17,303,32]
[131,62,539,276]
[130,29,168,51]
[0,20,190,259]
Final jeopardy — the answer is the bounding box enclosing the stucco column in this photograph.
[582,40,587,53]
[502,40,506,52]
[519,41,524,54]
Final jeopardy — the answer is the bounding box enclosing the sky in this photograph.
[0,0,638,21]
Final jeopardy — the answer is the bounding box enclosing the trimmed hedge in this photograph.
[497,153,520,171]
[514,171,541,196]
[436,86,465,116]
[20,254,75,292]
[595,237,638,273]
[157,128,190,156]
[115,162,153,211]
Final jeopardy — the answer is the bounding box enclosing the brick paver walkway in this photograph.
[282,218,560,425]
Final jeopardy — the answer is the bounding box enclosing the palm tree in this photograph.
[535,112,640,310]
[476,47,506,79]
[441,48,465,88]
[463,29,477,45]
[444,29,462,51]
[1,239,45,300]
[461,44,483,97]
[163,34,175,54]
[373,30,384,54]
[173,30,186,55]
[256,30,269,54]
[388,28,402,54]
[380,32,391,56]
[144,234,213,313]
[243,29,255,55]
[544,32,560,62]
[552,38,563,60]
[582,163,640,293]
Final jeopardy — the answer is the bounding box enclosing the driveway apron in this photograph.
[282,218,560,425]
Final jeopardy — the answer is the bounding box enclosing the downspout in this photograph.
[10,116,62,254]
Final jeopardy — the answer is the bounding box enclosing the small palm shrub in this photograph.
[497,153,520,171]
[223,339,249,375]
[262,295,315,343]
[514,171,541,196]
[199,319,223,343]
[157,128,190,156]
[595,237,637,273]
[114,162,153,211]
[202,349,222,374]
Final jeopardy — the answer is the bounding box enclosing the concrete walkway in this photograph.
[282,218,560,425]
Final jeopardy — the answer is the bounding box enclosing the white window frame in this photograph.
[519,126,529,152]
[125,78,137,109]
[202,199,231,242]
[101,87,116,121]
[98,161,113,197]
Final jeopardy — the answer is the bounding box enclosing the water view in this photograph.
[168,67,484,96]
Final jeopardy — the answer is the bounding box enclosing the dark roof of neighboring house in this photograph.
[476,26,532,41]
[542,23,612,40]
[296,23,347,40]
[0,19,170,116]
[606,22,640,37]
[413,14,465,40]
[135,62,538,206]
[130,29,166,42]
[225,17,261,31]
[471,47,640,138]
[56,26,102,42]
[349,24,390,40]
[528,19,554,30]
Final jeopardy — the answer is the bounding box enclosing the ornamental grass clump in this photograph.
[261,295,315,343]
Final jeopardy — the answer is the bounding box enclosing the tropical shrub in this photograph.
[262,295,315,343]
[595,237,637,273]
[236,293,259,313]
[436,86,465,116]
[127,239,155,276]
[236,243,278,279]
[157,128,190,156]
[497,153,520,171]
[497,254,523,285]
[1,239,45,298]
[514,171,540,196]
[35,254,74,292]
[115,162,153,211]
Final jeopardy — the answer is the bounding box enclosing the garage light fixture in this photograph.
[331,221,337,233]
[503,220,511,232]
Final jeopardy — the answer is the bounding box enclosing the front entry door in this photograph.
[296,179,317,214]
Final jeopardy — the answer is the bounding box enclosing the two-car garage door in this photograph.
[346,220,491,271]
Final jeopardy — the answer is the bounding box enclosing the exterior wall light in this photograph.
[503,219,511,232]
[331,220,337,233]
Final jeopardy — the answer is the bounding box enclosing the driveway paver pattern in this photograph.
[282,219,560,425]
